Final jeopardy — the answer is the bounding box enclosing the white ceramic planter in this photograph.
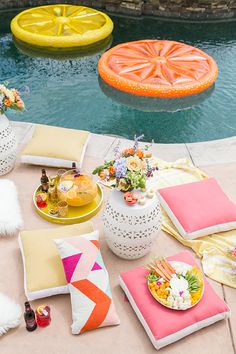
[103,189,162,260]
[0,114,17,176]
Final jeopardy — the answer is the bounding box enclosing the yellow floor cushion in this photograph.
[18,222,93,300]
[21,125,90,168]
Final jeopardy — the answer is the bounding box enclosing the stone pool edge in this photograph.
[12,120,236,167]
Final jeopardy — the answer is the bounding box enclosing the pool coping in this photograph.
[12,120,236,167]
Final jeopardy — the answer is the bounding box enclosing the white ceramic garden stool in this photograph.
[0,114,17,176]
[103,189,162,260]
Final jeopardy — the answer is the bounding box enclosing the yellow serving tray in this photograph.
[33,184,103,224]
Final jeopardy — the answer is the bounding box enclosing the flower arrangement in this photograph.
[0,83,25,114]
[147,258,204,310]
[92,135,157,192]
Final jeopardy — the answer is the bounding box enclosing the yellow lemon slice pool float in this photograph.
[11,4,113,48]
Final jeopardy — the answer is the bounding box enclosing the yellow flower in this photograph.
[0,85,15,102]
[6,90,14,102]
[127,156,142,172]
[117,178,129,191]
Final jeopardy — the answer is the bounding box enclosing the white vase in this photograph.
[103,189,162,260]
[0,113,17,176]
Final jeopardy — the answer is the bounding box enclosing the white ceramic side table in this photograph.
[0,114,17,176]
[103,189,162,260]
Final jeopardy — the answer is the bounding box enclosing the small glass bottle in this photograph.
[41,169,49,192]
[72,162,80,177]
[48,180,57,203]
[24,302,37,332]
[72,162,77,173]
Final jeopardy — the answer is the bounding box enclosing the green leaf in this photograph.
[92,165,105,175]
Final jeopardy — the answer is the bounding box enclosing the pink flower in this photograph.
[156,281,162,286]
[232,247,236,257]
[17,100,23,109]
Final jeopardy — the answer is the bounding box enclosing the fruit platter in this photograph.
[147,258,204,310]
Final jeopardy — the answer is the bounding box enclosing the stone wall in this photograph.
[1,0,236,19]
[108,0,236,18]
[143,0,236,18]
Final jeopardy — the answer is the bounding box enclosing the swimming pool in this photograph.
[1,9,236,143]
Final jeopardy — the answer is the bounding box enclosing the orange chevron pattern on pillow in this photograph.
[54,230,120,334]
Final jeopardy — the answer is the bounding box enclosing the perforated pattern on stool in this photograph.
[103,193,162,260]
[0,118,17,176]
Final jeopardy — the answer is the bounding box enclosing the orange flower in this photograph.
[145,152,152,158]
[136,149,144,159]
[108,166,116,175]
[4,98,11,107]
[123,148,134,157]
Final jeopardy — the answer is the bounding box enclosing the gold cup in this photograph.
[57,200,68,218]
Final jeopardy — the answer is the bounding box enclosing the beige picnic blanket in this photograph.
[151,158,236,289]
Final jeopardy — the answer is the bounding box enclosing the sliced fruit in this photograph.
[67,189,77,200]
[36,304,46,315]
[11,4,113,48]
[74,175,91,188]
[37,192,47,201]
[36,194,47,208]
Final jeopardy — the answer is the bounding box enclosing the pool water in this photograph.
[1,9,236,143]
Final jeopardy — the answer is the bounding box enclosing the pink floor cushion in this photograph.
[119,251,230,350]
[54,230,120,334]
[157,178,236,239]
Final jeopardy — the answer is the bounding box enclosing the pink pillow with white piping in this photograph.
[157,178,236,239]
[119,251,230,350]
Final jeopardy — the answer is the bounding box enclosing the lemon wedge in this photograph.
[11,4,113,48]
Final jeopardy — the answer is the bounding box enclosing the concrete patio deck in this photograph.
[1,121,236,354]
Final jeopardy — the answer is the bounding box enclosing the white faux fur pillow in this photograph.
[0,293,22,336]
[0,180,23,236]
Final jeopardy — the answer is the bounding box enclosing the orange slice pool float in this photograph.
[98,40,218,98]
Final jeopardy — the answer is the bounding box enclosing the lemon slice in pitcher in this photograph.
[11,4,113,48]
